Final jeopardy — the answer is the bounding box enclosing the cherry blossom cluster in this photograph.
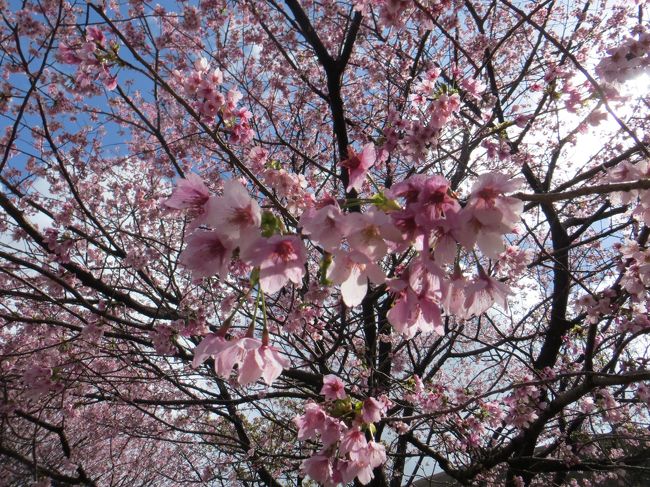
[164,161,524,379]
[401,377,513,450]
[192,334,289,386]
[303,170,521,334]
[404,375,449,412]
[482,138,512,161]
[503,375,545,428]
[596,28,650,84]
[378,0,412,27]
[608,160,650,225]
[351,0,411,26]
[352,0,453,29]
[172,58,254,143]
[614,239,650,309]
[494,245,533,278]
[576,290,615,326]
[149,324,177,355]
[340,143,378,192]
[294,375,389,485]
[593,388,624,424]
[636,383,650,405]
[44,228,74,264]
[163,175,300,385]
[21,365,64,401]
[162,162,526,482]
[245,146,310,213]
[387,85,461,162]
[4,0,650,484]
[385,173,521,332]
[164,174,306,292]
[58,27,118,91]
[262,174,309,213]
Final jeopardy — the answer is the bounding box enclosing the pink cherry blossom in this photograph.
[443,268,469,319]
[191,334,228,368]
[464,267,511,316]
[213,338,253,379]
[244,235,306,294]
[203,180,261,243]
[451,174,524,258]
[22,365,63,400]
[301,455,333,485]
[86,26,106,44]
[321,416,344,448]
[163,173,211,211]
[342,208,402,261]
[350,462,375,485]
[460,77,486,100]
[637,384,650,404]
[430,93,461,129]
[339,427,368,458]
[293,401,344,448]
[198,337,288,386]
[388,258,447,337]
[429,210,462,264]
[340,143,376,192]
[387,174,429,204]
[413,175,460,227]
[457,215,507,258]
[179,230,234,280]
[6,2,650,485]
[294,402,327,441]
[327,250,385,307]
[57,27,119,91]
[466,172,524,230]
[321,374,347,400]
[361,397,387,423]
[365,441,387,468]
[332,459,358,484]
[390,208,428,251]
[300,200,346,251]
[237,341,289,386]
[344,441,387,484]
[596,29,650,83]
[58,42,81,64]
[149,324,176,355]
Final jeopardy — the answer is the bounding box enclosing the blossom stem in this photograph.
[366,173,381,193]
[260,291,269,345]
[218,286,255,336]
[339,198,375,208]
[247,289,260,338]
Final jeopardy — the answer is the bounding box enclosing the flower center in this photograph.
[275,240,296,261]
[230,206,255,226]
[362,224,381,241]
[477,187,499,202]
[424,188,447,205]
[188,191,209,207]
[208,238,226,257]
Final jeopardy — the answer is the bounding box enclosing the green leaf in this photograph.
[260,211,284,237]
[319,253,333,285]
[371,192,401,212]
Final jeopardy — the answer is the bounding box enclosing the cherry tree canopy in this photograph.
[1,0,650,485]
